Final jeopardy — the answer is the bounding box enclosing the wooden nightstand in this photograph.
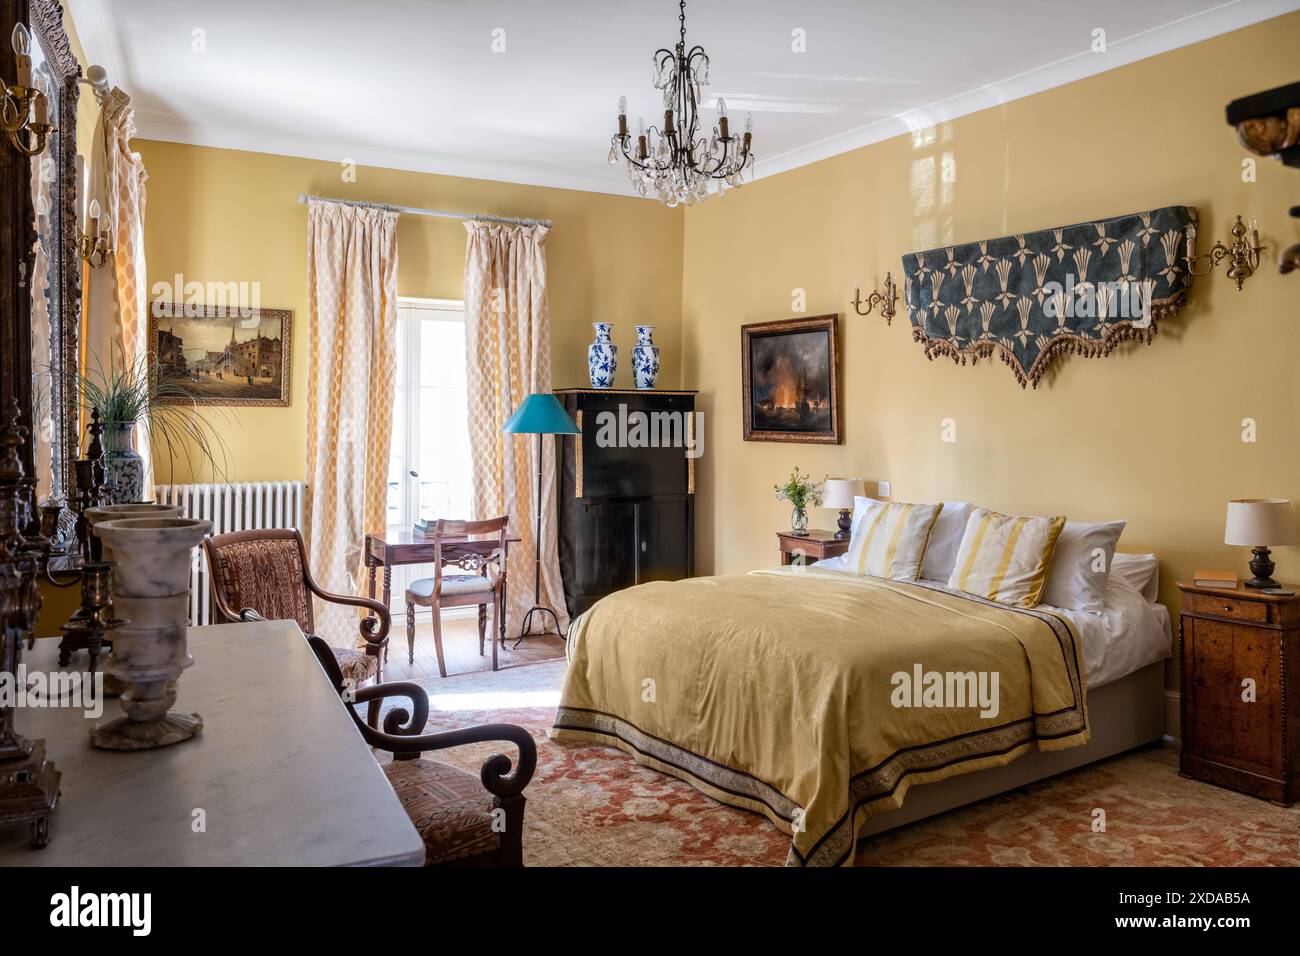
[777,529,849,566]
[1177,581,1300,806]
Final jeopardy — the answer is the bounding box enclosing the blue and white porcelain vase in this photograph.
[587,322,617,388]
[632,325,660,390]
[104,421,146,505]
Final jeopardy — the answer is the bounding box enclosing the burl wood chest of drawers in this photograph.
[1177,581,1300,805]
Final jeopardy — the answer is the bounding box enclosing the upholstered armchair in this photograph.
[203,528,390,684]
[305,634,536,866]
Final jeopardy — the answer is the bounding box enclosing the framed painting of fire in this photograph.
[740,314,840,444]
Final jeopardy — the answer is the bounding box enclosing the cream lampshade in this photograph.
[1224,498,1298,589]
[824,478,866,540]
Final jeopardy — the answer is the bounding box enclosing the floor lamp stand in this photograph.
[516,430,561,647]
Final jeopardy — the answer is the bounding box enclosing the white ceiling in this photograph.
[69,0,1300,197]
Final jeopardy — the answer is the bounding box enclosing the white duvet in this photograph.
[811,555,1171,689]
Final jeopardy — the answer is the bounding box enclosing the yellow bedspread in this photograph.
[550,566,1088,866]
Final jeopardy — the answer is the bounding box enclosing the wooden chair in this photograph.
[305,633,535,866]
[405,516,508,677]
[203,528,390,685]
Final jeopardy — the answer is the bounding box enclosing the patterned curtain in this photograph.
[463,222,567,636]
[304,200,398,644]
[84,88,151,488]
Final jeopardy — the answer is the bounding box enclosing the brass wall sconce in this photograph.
[852,271,899,324]
[1,24,54,157]
[1186,215,1265,291]
[78,199,112,268]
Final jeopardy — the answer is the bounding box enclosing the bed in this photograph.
[550,549,1170,867]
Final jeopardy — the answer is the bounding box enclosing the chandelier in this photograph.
[608,0,753,206]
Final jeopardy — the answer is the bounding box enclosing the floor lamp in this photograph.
[501,393,579,642]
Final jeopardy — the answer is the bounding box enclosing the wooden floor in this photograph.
[379,609,566,681]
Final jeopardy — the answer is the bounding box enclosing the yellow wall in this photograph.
[681,11,1300,632]
[136,141,685,484]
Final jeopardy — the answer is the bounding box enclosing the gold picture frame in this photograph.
[149,302,291,407]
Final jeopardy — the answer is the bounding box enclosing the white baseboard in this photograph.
[1163,690,1181,748]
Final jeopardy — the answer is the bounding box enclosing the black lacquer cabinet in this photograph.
[555,388,696,618]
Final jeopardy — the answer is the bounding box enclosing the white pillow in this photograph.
[921,501,973,582]
[1110,552,1160,603]
[1042,520,1127,613]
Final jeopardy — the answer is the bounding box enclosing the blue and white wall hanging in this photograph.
[902,205,1197,388]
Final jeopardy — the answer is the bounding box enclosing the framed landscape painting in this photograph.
[149,303,292,407]
[741,314,840,444]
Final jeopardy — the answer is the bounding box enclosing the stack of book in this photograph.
[413,519,436,538]
[1192,569,1238,590]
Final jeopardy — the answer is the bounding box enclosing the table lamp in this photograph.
[824,478,866,539]
[1225,498,1298,589]
[502,393,580,638]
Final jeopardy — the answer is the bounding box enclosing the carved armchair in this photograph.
[405,516,508,677]
[305,634,536,866]
[202,528,389,684]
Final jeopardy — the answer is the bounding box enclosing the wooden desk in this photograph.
[0,620,424,866]
[365,531,521,652]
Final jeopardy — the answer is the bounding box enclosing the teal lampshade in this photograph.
[501,393,580,435]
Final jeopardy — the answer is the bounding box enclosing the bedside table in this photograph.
[777,529,849,566]
[1177,581,1300,806]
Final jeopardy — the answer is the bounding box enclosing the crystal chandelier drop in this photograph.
[608,0,753,206]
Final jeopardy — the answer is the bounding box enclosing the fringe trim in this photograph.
[910,291,1189,389]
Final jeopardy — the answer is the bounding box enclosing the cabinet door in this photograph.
[635,497,692,584]
[1187,618,1281,773]
[572,500,637,614]
[1228,625,1282,773]
[1186,618,1235,762]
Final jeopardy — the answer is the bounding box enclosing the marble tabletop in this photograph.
[0,620,424,866]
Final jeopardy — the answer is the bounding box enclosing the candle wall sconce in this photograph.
[1186,215,1265,291]
[78,199,112,268]
[851,271,899,324]
[1,24,54,157]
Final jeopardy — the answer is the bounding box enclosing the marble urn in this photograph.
[90,516,212,751]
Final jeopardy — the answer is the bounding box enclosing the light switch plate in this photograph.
[877,480,891,498]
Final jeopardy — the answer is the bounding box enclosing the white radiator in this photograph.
[155,480,306,626]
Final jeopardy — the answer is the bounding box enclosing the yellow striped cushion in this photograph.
[845,501,943,581]
[947,507,1066,607]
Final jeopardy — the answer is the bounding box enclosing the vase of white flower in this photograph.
[773,467,825,537]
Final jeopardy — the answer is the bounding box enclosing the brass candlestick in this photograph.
[57,562,126,671]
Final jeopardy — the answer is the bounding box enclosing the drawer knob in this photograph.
[1223,604,1232,613]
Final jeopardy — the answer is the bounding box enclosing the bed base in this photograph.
[858,660,1167,838]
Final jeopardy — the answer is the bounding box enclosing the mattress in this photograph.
[813,555,1171,689]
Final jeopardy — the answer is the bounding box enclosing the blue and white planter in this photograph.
[632,325,660,390]
[587,322,617,388]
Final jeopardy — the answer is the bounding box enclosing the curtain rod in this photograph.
[296,193,552,228]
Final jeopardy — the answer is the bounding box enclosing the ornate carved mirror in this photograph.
[27,0,82,504]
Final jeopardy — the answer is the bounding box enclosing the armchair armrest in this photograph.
[351,707,537,799]
[304,580,391,651]
[304,634,535,799]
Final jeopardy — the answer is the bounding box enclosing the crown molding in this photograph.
[752,0,1300,183]
[73,0,1300,199]
[131,111,642,198]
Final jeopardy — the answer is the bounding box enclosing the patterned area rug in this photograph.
[396,661,1300,867]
